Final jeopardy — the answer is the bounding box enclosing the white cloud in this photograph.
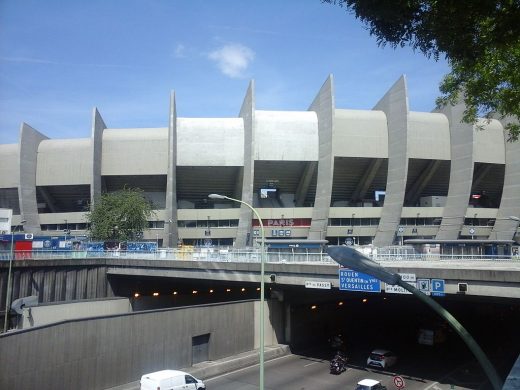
[174,44,185,58]
[208,43,255,78]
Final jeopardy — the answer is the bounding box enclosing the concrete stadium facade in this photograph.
[1,75,519,248]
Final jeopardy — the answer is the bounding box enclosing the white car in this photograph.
[366,349,397,369]
[356,379,387,390]
[140,370,205,390]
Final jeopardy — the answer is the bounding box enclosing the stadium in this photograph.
[0,75,519,253]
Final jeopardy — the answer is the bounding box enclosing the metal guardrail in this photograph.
[0,249,519,263]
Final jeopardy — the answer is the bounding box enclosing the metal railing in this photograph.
[1,248,519,264]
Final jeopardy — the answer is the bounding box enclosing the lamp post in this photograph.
[209,193,265,390]
[327,245,503,390]
[3,219,26,333]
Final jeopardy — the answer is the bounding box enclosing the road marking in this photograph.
[300,356,325,367]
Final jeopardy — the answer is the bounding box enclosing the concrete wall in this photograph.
[333,109,388,158]
[18,297,131,329]
[0,144,19,188]
[0,300,269,390]
[255,110,318,161]
[0,262,114,315]
[473,118,505,164]
[407,111,450,160]
[177,118,244,166]
[101,128,168,175]
[37,139,91,185]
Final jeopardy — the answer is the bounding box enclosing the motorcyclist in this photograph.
[330,350,348,374]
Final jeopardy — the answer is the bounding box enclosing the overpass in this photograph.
[1,250,520,313]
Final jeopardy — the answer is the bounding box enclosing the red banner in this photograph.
[252,218,311,227]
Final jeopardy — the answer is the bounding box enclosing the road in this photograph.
[205,351,487,390]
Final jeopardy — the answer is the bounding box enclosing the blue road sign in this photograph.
[417,279,430,294]
[339,269,381,293]
[431,279,445,297]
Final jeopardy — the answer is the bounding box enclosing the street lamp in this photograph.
[327,245,503,390]
[3,219,26,333]
[209,193,266,390]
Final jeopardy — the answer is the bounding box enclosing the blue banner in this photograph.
[127,242,157,252]
[339,269,381,293]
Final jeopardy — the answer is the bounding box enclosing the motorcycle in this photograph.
[330,351,348,375]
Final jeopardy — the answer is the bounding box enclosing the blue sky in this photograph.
[0,0,450,144]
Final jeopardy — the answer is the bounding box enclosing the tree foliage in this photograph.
[324,0,520,140]
[86,188,155,242]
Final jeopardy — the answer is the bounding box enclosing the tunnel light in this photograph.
[362,298,368,303]
[134,293,140,298]
[153,292,159,297]
[192,290,198,294]
[311,305,317,310]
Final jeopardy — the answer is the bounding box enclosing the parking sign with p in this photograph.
[431,279,445,297]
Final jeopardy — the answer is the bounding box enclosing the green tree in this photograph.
[86,188,155,241]
[324,0,520,140]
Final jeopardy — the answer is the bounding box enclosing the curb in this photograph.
[106,344,291,390]
[189,344,291,379]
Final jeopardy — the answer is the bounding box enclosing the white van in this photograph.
[140,370,205,390]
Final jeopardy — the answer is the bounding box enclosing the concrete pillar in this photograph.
[91,108,106,206]
[373,76,409,247]
[492,117,520,240]
[308,75,335,241]
[18,123,48,234]
[166,91,179,248]
[236,80,255,248]
[436,99,474,240]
